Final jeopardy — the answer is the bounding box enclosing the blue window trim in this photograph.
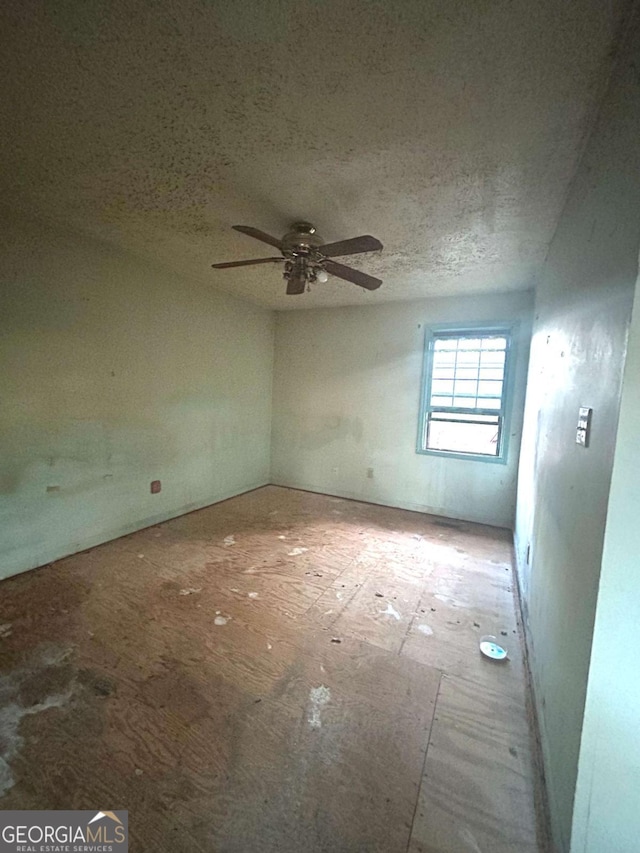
[416,321,518,465]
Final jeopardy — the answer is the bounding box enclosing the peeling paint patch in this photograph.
[278,535,287,540]
[380,602,401,621]
[223,536,236,546]
[417,623,433,636]
[247,592,259,599]
[308,685,331,729]
[288,547,308,556]
[214,615,229,626]
[0,624,12,640]
[179,588,201,596]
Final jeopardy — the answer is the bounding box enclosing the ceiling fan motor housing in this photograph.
[281,222,325,255]
[281,223,326,293]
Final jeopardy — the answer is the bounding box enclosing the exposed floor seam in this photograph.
[405,669,444,853]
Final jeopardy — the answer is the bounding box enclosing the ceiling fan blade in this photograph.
[232,225,284,251]
[320,235,383,258]
[324,259,382,290]
[211,257,282,269]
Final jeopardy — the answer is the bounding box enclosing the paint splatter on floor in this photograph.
[380,602,401,621]
[307,685,331,729]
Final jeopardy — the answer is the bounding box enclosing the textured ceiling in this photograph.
[0,0,629,310]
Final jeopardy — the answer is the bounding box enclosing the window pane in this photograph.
[432,367,455,379]
[482,398,502,410]
[458,338,482,350]
[427,416,500,456]
[456,350,480,367]
[433,351,456,367]
[453,380,478,396]
[453,395,476,408]
[480,350,505,368]
[430,395,453,407]
[478,380,503,398]
[432,379,454,395]
[434,338,458,350]
[479,368,504,381]
[455,367,480,380]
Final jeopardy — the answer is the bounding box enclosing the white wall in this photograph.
[272,292,532,529]
[0,210,274,579]
[570,261,640,853]
[515,13,640,850]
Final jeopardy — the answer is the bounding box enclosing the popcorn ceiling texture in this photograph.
[0,0,629,309]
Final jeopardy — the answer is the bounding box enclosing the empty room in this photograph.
[2,2,640,852]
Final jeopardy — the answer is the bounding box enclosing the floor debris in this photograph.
[380,602,401,621]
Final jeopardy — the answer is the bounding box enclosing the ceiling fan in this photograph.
[211,222,383,295]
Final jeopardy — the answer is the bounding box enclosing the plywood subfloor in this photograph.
[0,486,541,851]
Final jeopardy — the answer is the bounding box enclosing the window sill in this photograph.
[416,447,508,465]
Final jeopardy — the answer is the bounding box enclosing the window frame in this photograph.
[416,322,517,464]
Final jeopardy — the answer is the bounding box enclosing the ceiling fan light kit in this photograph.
[211,221,383,295]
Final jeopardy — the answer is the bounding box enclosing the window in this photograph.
[417,326,513,462]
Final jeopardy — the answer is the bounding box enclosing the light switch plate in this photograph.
[576,407,592,447]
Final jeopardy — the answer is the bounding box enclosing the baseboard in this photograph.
[1,480,269,582]
[269,478,513,530]
[512,535,555,852]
